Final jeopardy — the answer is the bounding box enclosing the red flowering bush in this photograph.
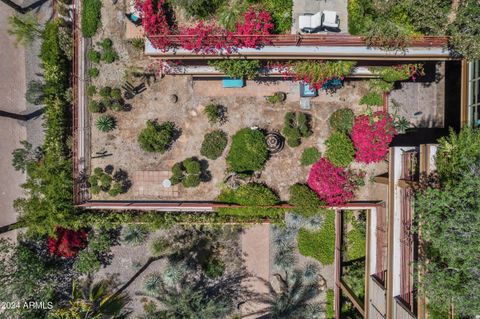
[351,111,397,163]
[137,0,175,51]
[307,158,358,206]
[234,8,273,48]
[48,227,88,258]
[180,22,235,54]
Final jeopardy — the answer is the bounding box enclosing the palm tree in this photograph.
[48,279,130,319]
[138,265,234,319]
[245,269,324,319]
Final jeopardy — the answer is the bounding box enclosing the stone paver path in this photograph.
[131,170,179,197]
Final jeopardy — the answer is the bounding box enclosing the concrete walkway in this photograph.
[240,224,271,318]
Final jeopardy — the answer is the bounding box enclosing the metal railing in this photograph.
[147,34,450,48]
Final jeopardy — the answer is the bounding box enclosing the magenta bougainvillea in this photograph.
[234,8,273,48]
[137,0,174,51]
[137,3,273,53]
[351,111,397,163]
[307,158,359,206]
[48,227,88,258]
[180,22,235,54]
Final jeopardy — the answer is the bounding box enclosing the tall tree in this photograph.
[415,128,480,316]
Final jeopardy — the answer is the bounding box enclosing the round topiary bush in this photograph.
[200,130,228,160]
[329,108,354,133]
[138,120,176,153]
[325,131,355,167]
[170,157,203,188]
[226,128,268,174]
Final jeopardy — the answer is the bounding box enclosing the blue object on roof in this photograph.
[131,14,140,22]
[300,82,318,97]
[223,78,245,88]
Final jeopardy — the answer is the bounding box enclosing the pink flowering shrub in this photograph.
[307,158,359,206]
[234,8,273,48]
[180,22,235,54]
[137,0,175,51]
[351,111,397,163]
[137,3,273,53]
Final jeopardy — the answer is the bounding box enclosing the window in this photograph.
[468,60,480,127]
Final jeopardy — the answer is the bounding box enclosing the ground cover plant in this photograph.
[170,157,203,188]
[281,60,356,90]
[226,128,268,174]
[200,130,228,160]
[300,147,321,166]
[81,0,101,37]
[282,112,312,147]
[325,131,355,167]
[297,210,335,265]
[359,91,383,106]
[208,59,261,79]
[138,120,176,153]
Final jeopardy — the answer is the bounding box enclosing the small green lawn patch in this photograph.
[326,289,334,319]
[298,210,335,265]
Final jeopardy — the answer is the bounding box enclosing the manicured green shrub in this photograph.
[325,132,355,167]
[218,183,280,206]
[208,59,261,80]
[282,112,312,147]
[300,147,321,166]
[88,67,99,78]
[203,104,225,125]
[95,115,115,132]
[138,120,176,153]
[88,100,104,113]
[297,210,335,265]
[111,88,122,100]
[87,49,101,63]
[81,0,102,37]
[200,130,228,160]
[226,128,268,174]
[359,92,383,106]
[99,38,113,50]
[329,108,354,133]
[99,86,112,98]
[289,183,325,217]
[170,157,202,188]
[101,48,118,64]
[86,85,97,97]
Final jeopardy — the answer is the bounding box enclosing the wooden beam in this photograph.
[334,210,342,319]
[374,175,389,185]
[340,279,366,317]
